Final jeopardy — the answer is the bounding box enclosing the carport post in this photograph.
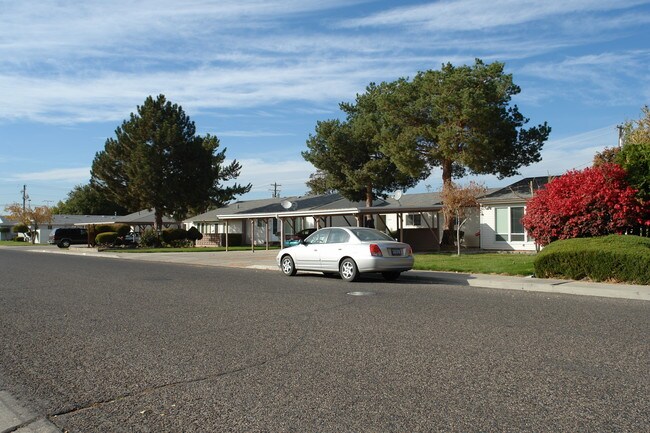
[397,213,404,242]
[225,220,229,251]
[251,219,255,252]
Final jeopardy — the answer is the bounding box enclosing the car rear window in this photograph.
[349,228,394,242]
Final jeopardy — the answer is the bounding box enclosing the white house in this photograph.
[478,177,550,251]
[185,193,451,251]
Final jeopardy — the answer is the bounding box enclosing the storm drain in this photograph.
[346,291,376,296]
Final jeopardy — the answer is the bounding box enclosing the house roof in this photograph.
[70,209,180,226]
[53,214,118,226]
[114,209,178,225]
[479,177,551,204]
[0,215,19,226]
[188,194,346,221]
[185,192,447,222]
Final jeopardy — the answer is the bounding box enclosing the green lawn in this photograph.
[414,252,536,276]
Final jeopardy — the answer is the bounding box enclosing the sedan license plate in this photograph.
[390,248,402,256]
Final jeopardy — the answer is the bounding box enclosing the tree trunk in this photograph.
[440,159,455,246]
[154,208,163,232]
[363,183,375,228]
[365,183,373,208]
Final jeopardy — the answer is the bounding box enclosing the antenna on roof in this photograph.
[281,200,297,210]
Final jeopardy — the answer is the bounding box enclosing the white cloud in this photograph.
[518,50,650,105]
[233,157,315,199]
[0,57,400,123]
[4,168,91,183]
[341,0,648,30]
[2,0,648,125]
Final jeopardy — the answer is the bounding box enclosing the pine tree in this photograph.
[91,95,250,229]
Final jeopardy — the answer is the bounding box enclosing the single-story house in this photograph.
[74,209,182,238]
[0,209,182,245]
[478,176,550,251]
[185,192,469,252]
[186,177,552,252]
[0,215,20,240]
[19,214,117,244]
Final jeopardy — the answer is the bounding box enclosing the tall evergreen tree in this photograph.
[379,59,550,236]
[91,95,251,229]
[303,83,424,208]
[53,184,127,215]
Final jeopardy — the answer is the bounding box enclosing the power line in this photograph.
[269,182,281,198]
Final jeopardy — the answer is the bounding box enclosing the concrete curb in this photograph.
[0,392,59,433]
[451,272,649,301]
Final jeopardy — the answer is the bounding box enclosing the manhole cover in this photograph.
[346,291,376,296]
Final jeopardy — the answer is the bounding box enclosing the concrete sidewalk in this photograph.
[16,245,650,301]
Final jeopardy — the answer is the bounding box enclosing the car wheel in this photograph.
[59,240,71,248]
[382,271,401,281]
[280,255,297,276]
[339,258,358,282]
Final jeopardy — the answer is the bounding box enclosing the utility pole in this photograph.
[21,185,29,211]
[269,182,282,198]
[616,124,624,147]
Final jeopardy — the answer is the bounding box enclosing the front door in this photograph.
[318,228,350,271]
[293,229,330,270]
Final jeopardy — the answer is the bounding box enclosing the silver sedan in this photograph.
[276,227,414,282]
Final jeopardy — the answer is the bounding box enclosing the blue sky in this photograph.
[1,0,649,209]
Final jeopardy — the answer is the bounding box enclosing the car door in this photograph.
[318,228,350,271]
[293,229,329,270]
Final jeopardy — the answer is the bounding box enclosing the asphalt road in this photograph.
[1,249,648,432]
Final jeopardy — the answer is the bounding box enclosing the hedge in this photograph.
[114,224,131,237]
[95,232,118,246]
[95,224,115,234]
[534,235,650,284]
[161,228,188,244]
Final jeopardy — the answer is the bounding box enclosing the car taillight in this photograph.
[406,245,413,256]
[369,244,383,257]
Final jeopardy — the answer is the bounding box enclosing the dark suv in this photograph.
[48,228,88,248]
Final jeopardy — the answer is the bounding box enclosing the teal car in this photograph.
[284,228,316,247]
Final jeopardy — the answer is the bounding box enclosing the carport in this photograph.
[215,204,442,252]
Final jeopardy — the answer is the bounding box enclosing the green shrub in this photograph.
[95,224,114,234]
[13,224,29,234]
[113,224,131,237]
[95,232,118,246]
[140,228,162,248]
[187,226,203,243]
[534,235,650,284]
[161,228,187,245]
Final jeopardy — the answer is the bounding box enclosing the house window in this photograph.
[495,206,525,242]
[406,213,422,226]
[510,207,525,241]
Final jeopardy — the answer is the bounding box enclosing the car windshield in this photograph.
[349,228,395,242]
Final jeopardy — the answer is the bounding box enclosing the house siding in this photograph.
[480,204,537,251]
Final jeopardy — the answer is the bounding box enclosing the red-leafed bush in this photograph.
[522,163,649,246]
